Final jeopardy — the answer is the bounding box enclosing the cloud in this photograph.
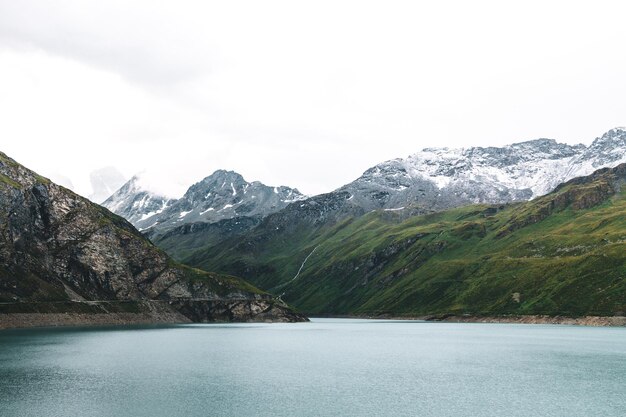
[0,1,216,88]
[0,0,625,198]
[89,166,127,203]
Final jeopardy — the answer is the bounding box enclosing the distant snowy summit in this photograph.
[102,176,174,229]
[338,127,626,212]
[103,169,305,232]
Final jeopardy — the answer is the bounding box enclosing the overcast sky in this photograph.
[1,0,625,198]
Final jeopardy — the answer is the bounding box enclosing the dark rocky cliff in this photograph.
[0,151,306,328]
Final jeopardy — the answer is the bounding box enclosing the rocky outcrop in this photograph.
[170,299,307,323]
[0,151,307,327]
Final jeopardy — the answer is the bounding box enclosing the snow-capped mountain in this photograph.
[338,127,626,212]
[102,176,174,228]
[102,127,626,262]
[105,128,626,239]
[103,170,305,232]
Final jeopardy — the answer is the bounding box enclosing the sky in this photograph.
[1,0,626,199]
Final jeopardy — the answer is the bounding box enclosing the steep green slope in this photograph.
[146,216,262,261]
[183,164,626,317]
[0,151,306,325]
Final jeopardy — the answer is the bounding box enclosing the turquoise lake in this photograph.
[0,318,625,417]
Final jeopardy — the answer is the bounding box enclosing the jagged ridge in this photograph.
[103,170,305,234]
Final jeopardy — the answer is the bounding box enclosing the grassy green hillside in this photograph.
[182,165,626,317]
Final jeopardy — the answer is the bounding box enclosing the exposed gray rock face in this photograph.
[0,151,307,325]
[170,299,307,323]
[103,170,305,234]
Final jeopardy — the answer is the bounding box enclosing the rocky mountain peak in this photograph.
[199,169,246,187]
[505,138,584,159]
[102,176,174,229]
[584,127,626,154]
[115,175,141,194]
[566,128,626,173]
[183,170,247,203]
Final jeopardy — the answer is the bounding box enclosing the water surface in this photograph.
[1,319,625,417]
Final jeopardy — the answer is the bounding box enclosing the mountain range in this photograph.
[105,128,626,261]
[104,170,305,233]
[335,127,626,212]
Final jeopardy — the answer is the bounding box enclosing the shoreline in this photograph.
[0,299,307,331]
[0,312,191,331]
[310,314,626,327]
[4,312,626,331]
[0,301,192,331]
[429,314,626,327]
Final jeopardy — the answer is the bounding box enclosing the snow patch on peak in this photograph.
[342,129,626,213]
[138,200,170,221]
